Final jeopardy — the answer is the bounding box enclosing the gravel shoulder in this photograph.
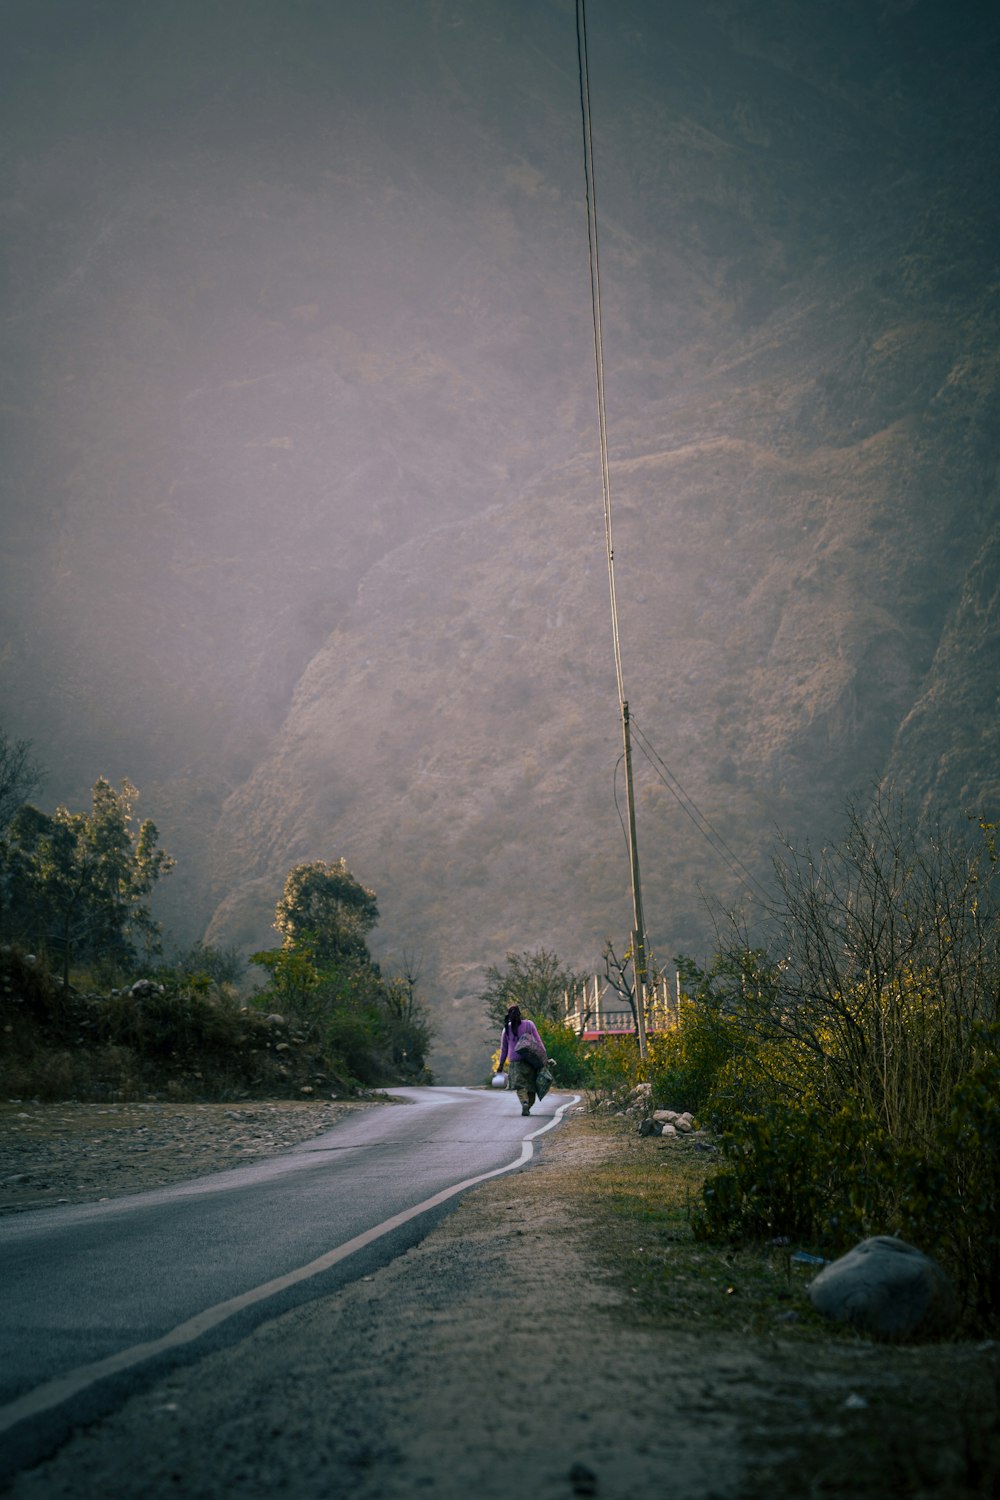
[0,1099,382,1213]
[2,1099,996,1499]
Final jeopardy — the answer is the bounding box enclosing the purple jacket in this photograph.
[498,1018,545,1069]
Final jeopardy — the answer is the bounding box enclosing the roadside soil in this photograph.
[2,1098,997,1499]
[0,1098,380,1214]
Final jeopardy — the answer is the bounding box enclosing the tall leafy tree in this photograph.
[253,858,431,1083]
[5,777,174,983]
[273,859,379,964]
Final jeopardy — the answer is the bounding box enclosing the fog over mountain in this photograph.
[3,0,998,1078]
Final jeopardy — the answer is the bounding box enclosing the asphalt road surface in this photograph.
[0,1084,577,1480]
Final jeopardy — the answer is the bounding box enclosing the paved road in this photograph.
[0,1085,577,1478]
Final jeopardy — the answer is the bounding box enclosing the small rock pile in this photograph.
[637,1109,698,1138]
[606,1083,713,1147]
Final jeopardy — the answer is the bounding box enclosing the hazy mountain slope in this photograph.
[206,291,999,1076]
[204,3,1000,1078]
[2,1,998,1079]
[1,0,603,931]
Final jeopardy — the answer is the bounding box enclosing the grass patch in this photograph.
[570,1114,1000,1498]
[577,1117,833,1339]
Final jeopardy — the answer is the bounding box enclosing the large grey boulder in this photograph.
[808,1236,958,1341]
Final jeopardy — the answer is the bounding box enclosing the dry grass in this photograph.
[559,1115,1000,1498]
[569,1119,834,1338]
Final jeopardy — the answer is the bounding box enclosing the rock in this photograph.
[626,1083,654,1116]
[129,978,165,998]
[653,1109,679,1123]
[660,1123,677,1137]
[807,1236,958,1341]
[637,1118,660,1137]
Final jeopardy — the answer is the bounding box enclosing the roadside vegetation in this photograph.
[550,1113,1000,1500]
[485,798,1000,1338]
[0,728,432,1101]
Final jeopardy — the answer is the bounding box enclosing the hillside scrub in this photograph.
[0,755,433,1097]
[0,943,355,1101]
[581,803,1000,1334]
[479,948,588,1032]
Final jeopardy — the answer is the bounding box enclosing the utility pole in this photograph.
[577,0,651,1059]
[621,701,649,1057]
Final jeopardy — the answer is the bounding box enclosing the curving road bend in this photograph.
[0,1084,578,1479]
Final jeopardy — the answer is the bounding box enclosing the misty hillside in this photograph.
[2,0,998,1079]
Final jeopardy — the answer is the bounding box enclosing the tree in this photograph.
[0,727,43,831]
[0,729,45,935]
[5,777,174,984]
[252,859,432,1083]
[273,859,378,964]
[479,948,587,1031]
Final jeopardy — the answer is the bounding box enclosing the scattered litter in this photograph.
[790,1250,827,1265]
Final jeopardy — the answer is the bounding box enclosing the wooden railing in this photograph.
[562,974,679,1038]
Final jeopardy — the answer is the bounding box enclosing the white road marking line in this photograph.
[0,1094,580,1437]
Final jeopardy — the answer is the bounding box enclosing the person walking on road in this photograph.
[495,1004,547,1116]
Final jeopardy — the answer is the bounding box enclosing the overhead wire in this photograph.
[629,716,771,900]
[576,0,764,914]
[576,0,625,712]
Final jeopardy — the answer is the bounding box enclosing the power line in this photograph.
[576,0,624,711]
[575,1,766,930]
[576,0,650,1052]
[629,716,771,900]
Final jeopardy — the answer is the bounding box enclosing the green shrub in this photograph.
[101,982,250,1060]
[692,1105,892,1253]
[894,1026,1000,1329]
[645,999,741,1116]
[585,1035,644,1103]
[692,1030,1000,1333]
[536,1019,592,1087]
